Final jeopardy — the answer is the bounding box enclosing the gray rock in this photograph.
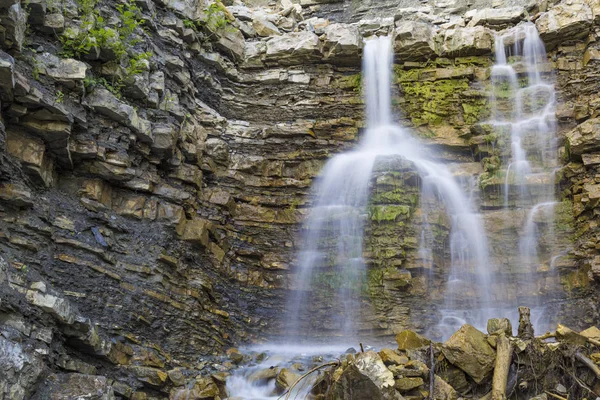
[34,374,115,400]
[536,1,593,49]
[465,7,527,27]
[322,23,361,65]
[84,88,152,143]
[394,21,437,61]
[253,13,281,36]
[265,31,321,65]
[435,25,493,56]
[34,53,87,81]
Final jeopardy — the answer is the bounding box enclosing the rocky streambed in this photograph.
[165,307,600,399]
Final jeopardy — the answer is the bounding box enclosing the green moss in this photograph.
[454,56,492,66]
[370,189,417,205]
[369,205,411,222]
[400,78,469,126]
[462,100,491,125]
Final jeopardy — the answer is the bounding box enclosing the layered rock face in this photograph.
[0,0,599,397]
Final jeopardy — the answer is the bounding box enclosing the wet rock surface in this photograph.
[0,0,597,397]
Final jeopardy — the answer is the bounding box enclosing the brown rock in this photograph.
[441,324,495,384]
[396,330,431,351]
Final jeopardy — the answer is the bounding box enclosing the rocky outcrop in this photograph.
[0,0,598,397]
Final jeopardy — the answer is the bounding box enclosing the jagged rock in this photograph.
[151,123,178,157]
[34,374,115,400]
[176,218,211,247]
[466,7,527,27]
[435,26,493,56]
[565,118,600,157]
[0,49,14,101]
[433,375,458,400]
[442,324,495,383]
[253,13,280,37]
[322,23,361,64]
[169,376,220,399]
[41,13,65,33]
[6,130,56,187]
[214,27,246,61]
[487,318,513,336]
[227,5,252,21]
[275,368,300,391]
[580,326,600,341]
[265,31,321,65]
[0,182,33,207]
[248,366,279,383]
[87,90,151,142]
[327,352,401,400]
[535,1,593,49]
[393,21,436,61]
[396,330,431,350]
[556,324,587,345]
[26,290,75,324]
[0,3,26,51]
[379,348,408,366]
[395,376,423,392]
[128,366,168,387]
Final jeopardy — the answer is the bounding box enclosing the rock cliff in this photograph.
[0,0,599,397]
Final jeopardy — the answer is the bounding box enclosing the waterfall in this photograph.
[287,36,492,341]
[489,22,558,328]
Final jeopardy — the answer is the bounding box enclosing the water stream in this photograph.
[226,24,562,398]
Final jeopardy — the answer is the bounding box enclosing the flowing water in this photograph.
[489,22,559,329]
[227,24,562,398]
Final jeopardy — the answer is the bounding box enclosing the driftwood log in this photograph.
[491,335,513,400]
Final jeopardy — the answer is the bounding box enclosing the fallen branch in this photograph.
[536,332,555,340]
[575,352,600,379]
[492,335,513,400]
[279,361,340,400]
[545,391,568,400]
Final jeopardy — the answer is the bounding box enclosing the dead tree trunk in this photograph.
[518,306,534,340]
[491,335,513,400]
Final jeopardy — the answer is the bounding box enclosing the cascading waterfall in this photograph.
[287,36,492,341]
[489,22,558,327]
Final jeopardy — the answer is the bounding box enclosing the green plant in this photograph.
[56,90,64,103]
[183,19,196,30]
[204,1,230,31]
[125,51,152,76]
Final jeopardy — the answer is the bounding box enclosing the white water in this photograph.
[286,37,492,342]
[489,22,559,331]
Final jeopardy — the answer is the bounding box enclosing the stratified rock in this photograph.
[535,1,593,49]
[379,348,408,366]
[394,21,436,61]
[565,118,600,157]
[466,7,527,27]
[6,130,56,187]
[396,330,431,350]
[34,374,114,400]
[441,324,495,383]
[0,182,33,207]
[176,218,211,247]
[322,23,361,65]
[327,351,401,400]
[84,88,152,143]
[265,31,321,65]
[436,26,493,56]
[395,376,423,392]
[128,366,168,387]
[0,3,26,51]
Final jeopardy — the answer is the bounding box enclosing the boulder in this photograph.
[395,377,423,392]
[6,130,56,187]
[441,324,495,383]
[0,182,33,208]
[565,118,600,157]
[0,3,26,51]
[487,318,513,336]
[394,21,436,61]
[432,375,458,400]
[435,26,493,57]
[581,326,600,342]
[327,351,402,400]
[379,348,408,366]
[535,2,593,49]
[275,368,300,391]
[321,23,361,65]
[265,31,321,65]
[396,330,431,350]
